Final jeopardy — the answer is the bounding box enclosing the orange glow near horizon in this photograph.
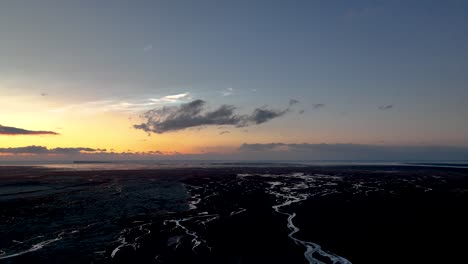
[3,84,466,158]
[0,92,316,154]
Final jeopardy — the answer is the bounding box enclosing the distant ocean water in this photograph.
[1,160,467,170]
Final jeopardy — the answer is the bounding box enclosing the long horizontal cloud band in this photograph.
[133,99,293,134]
[0,125,58,135]
[2,144,468,161]
[0,146,105,154]
[239,143,468,160]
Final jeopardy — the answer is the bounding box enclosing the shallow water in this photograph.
[0,169,188,263]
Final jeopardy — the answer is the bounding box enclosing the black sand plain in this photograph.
[0,165,467,263]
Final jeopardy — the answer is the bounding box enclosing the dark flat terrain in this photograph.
[0,165,467,263]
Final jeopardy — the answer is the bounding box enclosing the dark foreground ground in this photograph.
[0,165,467,263]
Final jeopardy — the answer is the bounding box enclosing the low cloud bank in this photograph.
[239,143,468,160]
[0,146,104,154]
[1,143,468,162]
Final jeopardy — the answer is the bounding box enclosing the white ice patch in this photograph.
[164,213,219,253]
[0,222,101,260]
[0,233,64,260]
[230,208,247,216]
[111,222,152,258]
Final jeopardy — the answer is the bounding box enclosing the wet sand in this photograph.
[0,165,467,263]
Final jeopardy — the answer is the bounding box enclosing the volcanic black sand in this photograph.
[0,165,467,263]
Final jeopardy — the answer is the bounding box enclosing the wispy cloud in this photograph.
[219,130,230,135]
[312,103,325,109]
[51,93,191,113]
[150,93,190,103]
[221,88,234,96]
[378,104,393,110]
[134,99,293,134]
[0,125,58,136]
[143,44,153,52]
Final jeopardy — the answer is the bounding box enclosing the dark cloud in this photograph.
[134,100,243,133]
[219,131,230,135]
[240,143,389,153]
[289,99,299,106]
[134,99,290,134]
[247,107,287,125]
[239,143,286,152]
[0,125,58,135]
[52,147,105,154]
[299,110,305,114]
[312,104,325,109]
[0,146,104,154]
[0,146,49,154]
[378,104,393,110]
[41,93,48,96]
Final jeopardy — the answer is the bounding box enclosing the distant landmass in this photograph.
[72,161,114,164]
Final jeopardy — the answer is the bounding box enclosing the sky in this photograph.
[1,0,468,161]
